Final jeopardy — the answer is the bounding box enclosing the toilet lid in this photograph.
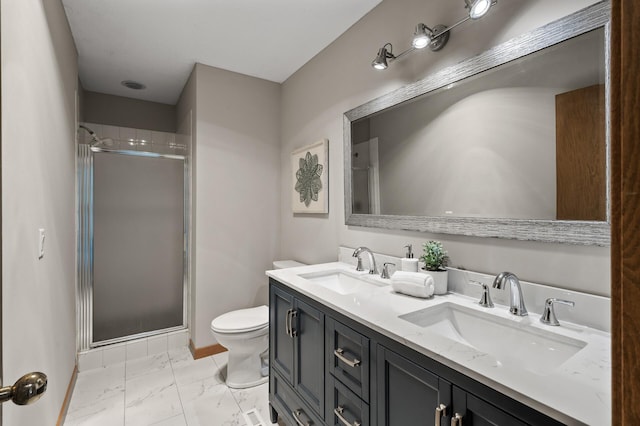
[211,305,269,333]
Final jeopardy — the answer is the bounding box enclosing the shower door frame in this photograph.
[77,145,190,350]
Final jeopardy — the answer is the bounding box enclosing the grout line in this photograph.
[169,349,189,425]
[123,355,127,426]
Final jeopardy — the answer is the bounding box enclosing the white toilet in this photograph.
[210,260,306,389]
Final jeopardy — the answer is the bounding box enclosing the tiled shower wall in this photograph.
[79,122,188,156]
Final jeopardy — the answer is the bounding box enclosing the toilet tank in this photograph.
[273,260,306,269]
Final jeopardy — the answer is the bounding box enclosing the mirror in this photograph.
[344,2,610,246]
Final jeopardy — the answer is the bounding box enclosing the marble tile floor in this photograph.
[64,348,279,426]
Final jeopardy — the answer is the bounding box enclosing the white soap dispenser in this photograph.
[401,244,419,272]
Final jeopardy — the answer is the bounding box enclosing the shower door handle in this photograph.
[0,372,47,405]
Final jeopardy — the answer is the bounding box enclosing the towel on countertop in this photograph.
[390,271,435,298]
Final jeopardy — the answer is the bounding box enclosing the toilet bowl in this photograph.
[211,259,306,389]
[211,305,269,389]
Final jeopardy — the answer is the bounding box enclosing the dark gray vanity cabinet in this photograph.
[377,345,451,425]
[270,285,325,422]
[269,279,565,426]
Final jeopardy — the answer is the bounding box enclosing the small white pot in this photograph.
[423,270,448,295]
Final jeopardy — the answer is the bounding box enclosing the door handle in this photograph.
[435,403,447,426]
[0,372,47,405]
[285,309,292,337]
[451,412,463,426]
[290,310,298,337]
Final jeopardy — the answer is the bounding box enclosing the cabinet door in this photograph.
[377,345,452,426]
[450,386,527,426]
[270,286,295,383]
[294,298,325,419]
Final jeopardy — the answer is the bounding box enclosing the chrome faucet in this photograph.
[352,247,378,275]
[492,272,528,316]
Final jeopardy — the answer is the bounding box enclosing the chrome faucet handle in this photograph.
[540,298,575,326]
[381,263,396,279]
[470,280,494,308]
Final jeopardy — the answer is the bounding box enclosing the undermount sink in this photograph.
[298,270,386,295]
[399,302,587,375]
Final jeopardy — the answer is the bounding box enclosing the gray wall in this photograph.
[83,90,177,132]
[177,63,281,348]
[279,0,610,296]
[1,0,78,424]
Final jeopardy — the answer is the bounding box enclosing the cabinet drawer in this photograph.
[327,375,370,426]
[271,370,323,426]
[328,318,370,402]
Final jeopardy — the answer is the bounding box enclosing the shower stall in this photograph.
[77,123,190,350]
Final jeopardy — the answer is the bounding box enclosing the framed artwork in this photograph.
[291,139,329,213]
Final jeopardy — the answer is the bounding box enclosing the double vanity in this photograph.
[266,253,610,426]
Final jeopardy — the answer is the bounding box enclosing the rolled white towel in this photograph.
[390,271,435,298]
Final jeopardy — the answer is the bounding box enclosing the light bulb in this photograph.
[469,0,491,19]
[412,24,431,49]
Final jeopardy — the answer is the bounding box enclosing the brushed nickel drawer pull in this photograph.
[435,404,447,426]
[334,406,361,426]
[285,309,292,337]
[451,412,463,426]
[292,408,312,426]
[334,348,361,367]
[290,310,298,337]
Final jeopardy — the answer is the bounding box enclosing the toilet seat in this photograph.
[211,305,268,334]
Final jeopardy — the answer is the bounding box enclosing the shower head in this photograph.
[78,125,114,147]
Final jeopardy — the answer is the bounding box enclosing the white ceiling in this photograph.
[62,0,382,105]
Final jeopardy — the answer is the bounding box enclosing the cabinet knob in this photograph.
[451,412,463,426]
[435,403,447,426]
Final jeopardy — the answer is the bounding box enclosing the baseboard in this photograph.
[189,339,227,360]
[56,364,78,426]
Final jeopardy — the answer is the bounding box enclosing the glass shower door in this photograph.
[92,152,185,343]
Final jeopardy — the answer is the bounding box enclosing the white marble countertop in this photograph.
[267,261,611,426]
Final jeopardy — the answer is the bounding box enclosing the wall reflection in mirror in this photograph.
[351,27,606,222]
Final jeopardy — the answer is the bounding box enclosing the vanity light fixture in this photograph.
[372,0,497,70]
[372,43,395,70]
[412,23,432,49]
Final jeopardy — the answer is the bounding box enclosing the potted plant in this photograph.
[420,240,449,295]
